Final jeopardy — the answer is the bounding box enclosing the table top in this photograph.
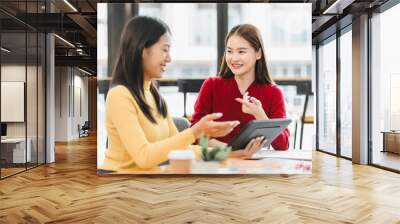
[1,137,27,143]
[157,77,312,82]
[381,131,400,134]
[112,150,312,175]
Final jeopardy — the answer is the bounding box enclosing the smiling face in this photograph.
[142,33,171,80]
[225,34,261,78]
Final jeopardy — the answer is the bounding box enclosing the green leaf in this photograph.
[214,146,231,161]
[208,147,219,160]
[199,135,208,149]
[201,147,208,161]
[198,136,231,161]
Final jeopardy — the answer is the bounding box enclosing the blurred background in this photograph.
[97,3,313,165]
[1,0,399,178]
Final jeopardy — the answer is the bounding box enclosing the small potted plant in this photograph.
[192,135,231,173]
[199,135,231,162]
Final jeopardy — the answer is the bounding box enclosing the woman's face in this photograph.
[142,33,171,80]
[225,34,261,78]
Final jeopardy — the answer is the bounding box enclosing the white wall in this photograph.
[1,63,46,163]
[54,67,89,141]
[73,73,89,137]
[55,66,69,141]
[1,65,33,138]
[1,65,26,142]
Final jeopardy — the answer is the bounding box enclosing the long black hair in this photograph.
[218,24,274,85]
[111,16,169,123]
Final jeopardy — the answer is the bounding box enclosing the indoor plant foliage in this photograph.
[199,135,231,161]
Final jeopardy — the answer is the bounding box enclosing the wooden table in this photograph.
[381,131,400,154]
[1,138,32,164]
[104,150,312,175]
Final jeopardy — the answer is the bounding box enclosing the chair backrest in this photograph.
[177,79,205,93]
[172,117,190,132]
[82,121,90,129]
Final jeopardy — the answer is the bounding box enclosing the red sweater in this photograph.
[191,77,290,150]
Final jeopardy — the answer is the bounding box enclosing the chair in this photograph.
[291,114,300,149]
[177,79,205,117]
[291,114,314,149]
[79,121,90,138]
[173,117,190,132]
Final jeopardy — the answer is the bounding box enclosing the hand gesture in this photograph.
[235,92,268,120]
[191,113,240,138]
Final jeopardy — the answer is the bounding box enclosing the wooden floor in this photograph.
[372,151,400,171]
[1,163,45,178]
[1,167,26,178]
[1,135,400,223]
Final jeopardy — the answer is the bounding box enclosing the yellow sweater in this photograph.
[99,83,196,173]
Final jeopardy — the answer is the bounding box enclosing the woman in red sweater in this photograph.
[191,24,290,157]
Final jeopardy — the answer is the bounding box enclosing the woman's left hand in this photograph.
[235,92,268,120]
[230,136,267,159]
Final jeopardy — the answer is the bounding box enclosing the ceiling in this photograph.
[0,0,392,75]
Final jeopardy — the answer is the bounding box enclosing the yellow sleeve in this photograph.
[107,89,196,170]
[167,114,179,137]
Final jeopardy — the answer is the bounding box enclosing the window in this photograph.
[194,4,216,47]
[139,3,217,117]
[138,3,162,18]
[340,28,352,158]
[318,37,337,154]
[371,3,400,171]
[282,67,288,76]
[139,3,217,78]
[294,66,302,76]
[0,1,46,179]
[97,3,108,165]
[306,64,311,76]
[228,4,312,79]
[97,3,108,80]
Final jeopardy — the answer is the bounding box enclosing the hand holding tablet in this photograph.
[228,118,292,150]
[229,136,267,159]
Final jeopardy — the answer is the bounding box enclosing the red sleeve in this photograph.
[268,86,290,150]
[190,78,213,126]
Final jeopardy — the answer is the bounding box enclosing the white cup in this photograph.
[168,150,195,173]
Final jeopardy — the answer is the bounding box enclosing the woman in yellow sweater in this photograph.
[99,16,239,173]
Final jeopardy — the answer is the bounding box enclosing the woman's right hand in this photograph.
[191,113,239,138]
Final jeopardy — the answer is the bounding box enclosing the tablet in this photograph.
[228,118,292,150]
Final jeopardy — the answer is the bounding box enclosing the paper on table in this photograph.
[252,149,312,161]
